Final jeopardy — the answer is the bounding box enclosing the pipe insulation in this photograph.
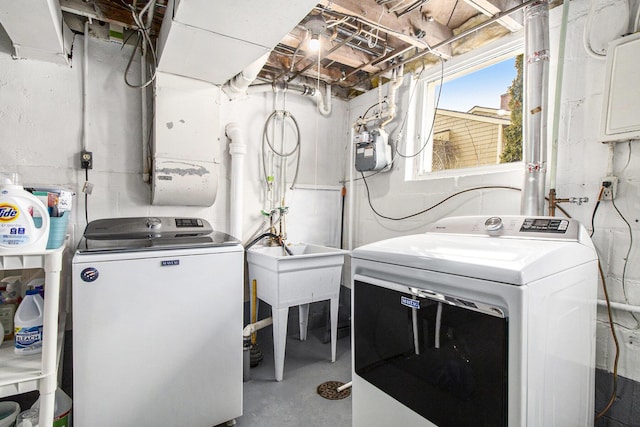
[520,0,550,216]
[225,123,248,240]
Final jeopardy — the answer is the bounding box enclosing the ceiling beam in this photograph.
[462,0,523,32]
[318,0,452,56]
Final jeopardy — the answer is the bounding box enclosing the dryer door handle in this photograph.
[409,287,446,302]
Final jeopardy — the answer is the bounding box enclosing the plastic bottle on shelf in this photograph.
[14,289,44,355]
[0,295,18,341]
[0,175,50,254]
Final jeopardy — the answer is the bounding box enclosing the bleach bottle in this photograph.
[0,177,49,254]
[14,289,44,355]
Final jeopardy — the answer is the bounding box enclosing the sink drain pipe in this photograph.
[243,317,273,381]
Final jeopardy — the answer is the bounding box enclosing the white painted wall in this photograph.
[0,30,347,243]
[346,0,640,382]
[346,76,523,249]
[220,90,348,244]
[1,0,637,383]
[550,0,640,382]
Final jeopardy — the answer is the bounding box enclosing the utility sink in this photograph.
[247,244,346,305]
[246,243,347,381]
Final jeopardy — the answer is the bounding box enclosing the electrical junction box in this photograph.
[601,32,640,142]
[355,128,390,172]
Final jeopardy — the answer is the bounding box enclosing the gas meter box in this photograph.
[355,128,389,172]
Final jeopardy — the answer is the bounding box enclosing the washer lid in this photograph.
[352,215,598,285]
[77,217,239,253]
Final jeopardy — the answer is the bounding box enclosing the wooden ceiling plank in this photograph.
[461,0,523,32]
[61,0,137,29]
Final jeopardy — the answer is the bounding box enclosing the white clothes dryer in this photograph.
[351,216,598,427]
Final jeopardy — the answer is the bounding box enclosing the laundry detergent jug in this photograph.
[0,178,49,254]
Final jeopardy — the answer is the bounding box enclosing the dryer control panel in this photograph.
[426,215,580,241]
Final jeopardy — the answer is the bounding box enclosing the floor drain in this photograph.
[317,381,351,400]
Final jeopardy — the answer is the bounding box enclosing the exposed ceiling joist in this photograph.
[462,0,523,32]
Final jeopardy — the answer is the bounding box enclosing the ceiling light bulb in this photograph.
[309,34,320,51]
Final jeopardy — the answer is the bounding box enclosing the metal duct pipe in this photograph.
[520,0,550,216]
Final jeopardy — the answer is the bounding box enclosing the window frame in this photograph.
[407,32,525,181]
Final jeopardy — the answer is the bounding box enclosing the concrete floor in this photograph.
[2,320,352,426]
[215,320,351,427]
[223,324,352,427]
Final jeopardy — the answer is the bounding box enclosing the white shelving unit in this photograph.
[0,245,65,427]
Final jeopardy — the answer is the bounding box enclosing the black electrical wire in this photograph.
[84,168,89,226]
[360,173,520,221]
[359,99,388,125]
[395,56,445,159]
[589,187,604,237]
[611,193,638,329]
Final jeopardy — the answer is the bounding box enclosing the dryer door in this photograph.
[354,276,508,427]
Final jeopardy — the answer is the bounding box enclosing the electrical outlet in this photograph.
[601,176,618,200]
[81,151,93,169]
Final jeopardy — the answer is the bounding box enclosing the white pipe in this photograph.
[316,83,332,116]
[222,52,271,99]
[225,123,247,240]
[141,0,154,184]
[336,381,352,392]
[549,0,570,192]
[606,142,615,176]
[379,65,404,129]
[82,20,89,152]
[434,302,442,349]
[141,57,149,182]
[348,125,355,253]
[242,316,273,337]
[598,299,640,314]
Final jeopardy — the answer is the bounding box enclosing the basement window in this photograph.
[405,35,524,179]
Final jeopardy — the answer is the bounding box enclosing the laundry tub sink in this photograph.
[246,243,347,381]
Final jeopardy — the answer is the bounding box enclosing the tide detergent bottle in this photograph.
[0,178,50,254]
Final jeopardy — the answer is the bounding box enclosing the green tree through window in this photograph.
[500,54,523,163]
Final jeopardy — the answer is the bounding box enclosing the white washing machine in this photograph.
[72,217,244,427]
[351,216,598,427]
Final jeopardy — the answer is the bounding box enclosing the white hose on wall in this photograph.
[225,123,247,241]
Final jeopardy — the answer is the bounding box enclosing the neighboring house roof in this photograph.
[436,107,512,125]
